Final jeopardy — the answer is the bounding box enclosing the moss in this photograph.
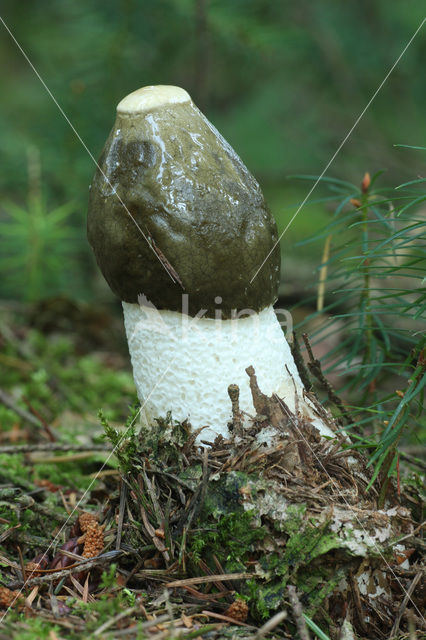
[101,405,139,473]
[0,454,30,485]
[282,518,339,570]
[248,578,287,619]
[247,520,342,620]
[298,565,345,617]
[202,470,253,518]
[189,509,263,571]
[1,618,64,640]
[179,465,203,489]
[280,503,307,532]
[183,468,343,622]
[0,328,135,432]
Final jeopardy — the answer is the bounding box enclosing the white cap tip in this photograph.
[117,85,191,115]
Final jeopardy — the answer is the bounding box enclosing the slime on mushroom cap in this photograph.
[87,85,335,439]
[87,84,280,319]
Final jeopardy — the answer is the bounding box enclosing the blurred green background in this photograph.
[0,0,425,303]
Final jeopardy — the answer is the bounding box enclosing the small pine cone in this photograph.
[0,587,21,609]
[224,599,249,622]
[79,511,98,533]
[82,521,105,558]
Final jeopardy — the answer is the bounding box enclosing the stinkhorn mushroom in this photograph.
[87,85,335,441]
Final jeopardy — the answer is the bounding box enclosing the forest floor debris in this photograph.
[0,306,424,639]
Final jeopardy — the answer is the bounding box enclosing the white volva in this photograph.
[123,302,336,441]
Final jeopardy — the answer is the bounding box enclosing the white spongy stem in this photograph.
[117,85,191,115]
[122,303,335,441]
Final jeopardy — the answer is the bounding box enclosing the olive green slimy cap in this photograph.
[87,85,280,318]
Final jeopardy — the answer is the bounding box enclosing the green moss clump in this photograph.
[189,509,263,571]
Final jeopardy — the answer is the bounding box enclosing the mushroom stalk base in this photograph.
[122,302,335,441]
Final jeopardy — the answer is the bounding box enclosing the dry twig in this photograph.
[390,570,424,637]
[287,585,310,640]
[302,333,353,426]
